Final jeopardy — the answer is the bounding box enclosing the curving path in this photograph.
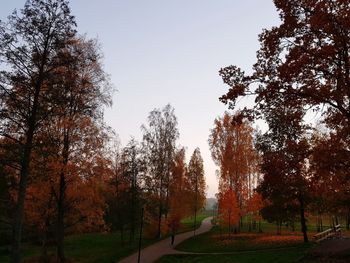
[118,217,213,263]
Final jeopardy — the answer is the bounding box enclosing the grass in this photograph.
[2,213,347,262]
[156,245,312,263]
[178,210,213,233]
[0,210,211,263]
[176,225,308,253]
[157,217,316,263]
[0,232,155,263]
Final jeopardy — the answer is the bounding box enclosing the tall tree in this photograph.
[209,112,256,231]
[142,104,179,238]
[255,99,311,241]
[0,1,76,261]
[219,0,350,242]
[187,148,206,235]
[43,36,112,262]
[167,147,189,238]
[121,138,144,243]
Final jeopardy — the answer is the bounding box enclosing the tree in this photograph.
[208,112,257,231]
[219,1,350,129]
[310,131,350,230]
[255,103,311,241]
[187,148,206,235]
[217,188,240,236]
[218,0,350,243]
[120,138,144,243]
[42,36,111,262]
[246,191,264,232]
[167,148,189,237]
[0,1,76,261]
[141,104,179,238]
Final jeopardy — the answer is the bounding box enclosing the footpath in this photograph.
[118,217,213,263]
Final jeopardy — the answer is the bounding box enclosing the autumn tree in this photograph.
[217,188,240,236]
[218,0,350,242]
[209,112,257,232]
[167,147,189,237]
[0,1,76,261]
[310,131,350,230]
[104,139,130,244]
[187,148,206,235]
[141,104,179,238]
[255,99,311,241]
[245,191,264,232]
[42,36,111,262]
[119,138,144,243]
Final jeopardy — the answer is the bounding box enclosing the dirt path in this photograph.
[118,217,213,263]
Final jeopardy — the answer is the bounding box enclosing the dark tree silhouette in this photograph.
[0,1,76,262]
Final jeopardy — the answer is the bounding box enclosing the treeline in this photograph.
[214,0,350,243]
[0,1,206,263]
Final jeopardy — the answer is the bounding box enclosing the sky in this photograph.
[1,0,280,198]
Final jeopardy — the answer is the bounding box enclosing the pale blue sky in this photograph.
[1,1,280,198]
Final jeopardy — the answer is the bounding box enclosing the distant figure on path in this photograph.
[171,232,175,245]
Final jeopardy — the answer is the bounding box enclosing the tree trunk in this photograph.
[56,172,66,263]
[193,206,197,236]
[228,210,231,238]
[129,178,136,243]
[120,225,124,246]
[157,177,164,239]
[11,137,33,263]
[157,201,162,239]
[56,130,69,263]
[11,83,41,263]
[10,41,47,262]
[299,196,308,243]
[258,220,262,232]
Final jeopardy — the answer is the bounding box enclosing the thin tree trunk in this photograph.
[299,196,308,243]
[157,201,163,239]
[10,44,47,263]
[157,176,164,239]
[11,136,33,263]
[228,210,231,238]
[11,84,41,263]
[56,172,66,263]
[120,225,124,246]
[56,130,69,263]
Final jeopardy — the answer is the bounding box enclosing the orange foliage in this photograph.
[246,192,264,221]
[217,188,240,227]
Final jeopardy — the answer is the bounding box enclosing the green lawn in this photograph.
[156,245,312,263]
[0,232,155,263]
[0,210,211,263]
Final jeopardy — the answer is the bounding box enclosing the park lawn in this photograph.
[0,232,155,263]
[176,225,308,253]
[156,245,312,263]
[0,211,211,263]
